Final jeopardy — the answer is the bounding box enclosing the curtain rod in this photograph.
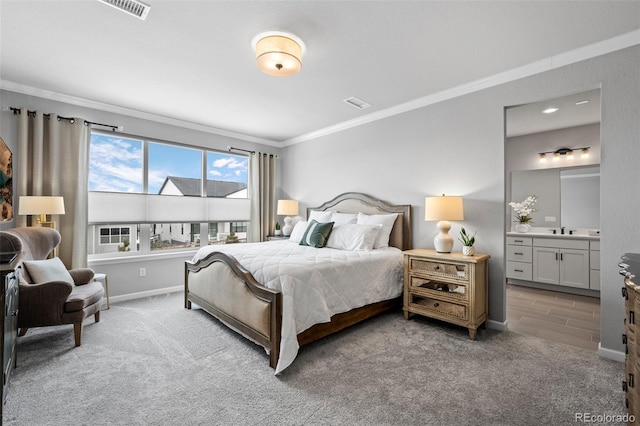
[9,107,121,132]
[227,146,255,154]
[227,146,278,158]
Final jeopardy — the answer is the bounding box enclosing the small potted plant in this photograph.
[459,227,476,256]
[274,221,282,236]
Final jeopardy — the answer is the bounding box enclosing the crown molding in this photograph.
[0,80,281,147]
[282,29,640,146]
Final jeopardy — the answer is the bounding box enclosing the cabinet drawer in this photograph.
[506,261,533,281]
[410,296,468,321]
[507,245,532,262]
[507,236,532,246]
[408,258,468,282]
[409,275,467,301]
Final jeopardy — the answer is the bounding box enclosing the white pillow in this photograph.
[308,210,333,222]
[23,257,74,285]
[326,223,382,251]
[288,221,309,243]
[331,212,358,226]
[356,212,399,249]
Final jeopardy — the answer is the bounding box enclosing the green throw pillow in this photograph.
[299,220,334,248]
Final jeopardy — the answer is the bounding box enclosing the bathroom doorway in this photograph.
[504,89,601,351]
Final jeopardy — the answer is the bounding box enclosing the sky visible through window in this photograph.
[89,133,248,193]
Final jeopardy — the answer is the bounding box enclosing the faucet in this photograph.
[561,227,565,235]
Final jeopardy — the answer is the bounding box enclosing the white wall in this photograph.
[280,45,640,358]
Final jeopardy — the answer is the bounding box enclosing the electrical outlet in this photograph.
[139,267,146,277]
[545,216,556,222]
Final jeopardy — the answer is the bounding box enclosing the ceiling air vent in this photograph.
[343,96,371,110]
[98,0,151,20]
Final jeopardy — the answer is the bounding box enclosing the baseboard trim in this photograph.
[598,343,625,363]
[109,286,182,305]
[487,319,508,332]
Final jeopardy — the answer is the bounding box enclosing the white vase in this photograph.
[462,246,475,256]
[515,223,531,233]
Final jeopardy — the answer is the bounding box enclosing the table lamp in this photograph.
[425,195,464,253]
[18,196,65,229]
[277,199,299,236]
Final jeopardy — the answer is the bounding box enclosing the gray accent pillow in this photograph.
[23,257,74,285]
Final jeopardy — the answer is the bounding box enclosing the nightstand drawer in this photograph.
[409,276,467,301]
[410,296,468,321]
[408,258,468,283]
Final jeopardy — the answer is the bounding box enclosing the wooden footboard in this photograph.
[185,251,282,368]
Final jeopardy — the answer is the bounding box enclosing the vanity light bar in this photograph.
[539,147,590,162]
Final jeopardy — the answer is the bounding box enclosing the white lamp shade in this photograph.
[18,196,65,215]
[425,196,464,221]
[277,199,299,216]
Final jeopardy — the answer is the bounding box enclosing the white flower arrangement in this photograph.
[508,195,538,224]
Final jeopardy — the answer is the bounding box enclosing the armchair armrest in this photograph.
[18,281,74,327]
[69,268,95,285]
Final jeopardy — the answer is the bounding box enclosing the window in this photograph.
[100,227,131,245]
[149,142,202,195]
[89,134,143,193]
[88,131,251,258]
[150,223,200,251]
[89,225,139,255]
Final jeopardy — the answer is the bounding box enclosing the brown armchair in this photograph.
[1,227,104,346]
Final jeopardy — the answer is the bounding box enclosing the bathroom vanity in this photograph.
[506,232,600,294]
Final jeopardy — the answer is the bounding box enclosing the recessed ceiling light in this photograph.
[542,107,559,114]
[575,100,589,105]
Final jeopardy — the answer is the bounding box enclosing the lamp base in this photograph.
[434,220,454,253]
[282,216,293,237]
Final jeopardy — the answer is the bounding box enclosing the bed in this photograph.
[184,192,412,373]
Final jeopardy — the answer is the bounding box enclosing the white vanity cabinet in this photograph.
[532,238,590,289]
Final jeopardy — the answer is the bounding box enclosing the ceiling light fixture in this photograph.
[252,31,305,77]
[538,147,590,162]
[542,107,559,114]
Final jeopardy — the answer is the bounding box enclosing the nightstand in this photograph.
[403,249,490,340]
[266,235,289,241]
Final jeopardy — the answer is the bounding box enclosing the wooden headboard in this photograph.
[307,192,412,251]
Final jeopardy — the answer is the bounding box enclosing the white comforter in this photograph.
[192,240,404,373]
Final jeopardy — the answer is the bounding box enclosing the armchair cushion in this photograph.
[23,258,74,286]
[65,281,104,313]
[68,268,95,285]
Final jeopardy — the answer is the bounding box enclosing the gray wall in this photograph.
[280,45,640,358]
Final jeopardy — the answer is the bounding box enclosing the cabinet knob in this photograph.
[433,302,439,308]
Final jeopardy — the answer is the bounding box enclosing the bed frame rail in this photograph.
[185,251,282,368]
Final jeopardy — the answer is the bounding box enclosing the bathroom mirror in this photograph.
[510,166,600,230]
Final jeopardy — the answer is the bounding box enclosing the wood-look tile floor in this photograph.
[507,284,600,351]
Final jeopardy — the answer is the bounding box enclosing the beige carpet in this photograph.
[3,292,626,425]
